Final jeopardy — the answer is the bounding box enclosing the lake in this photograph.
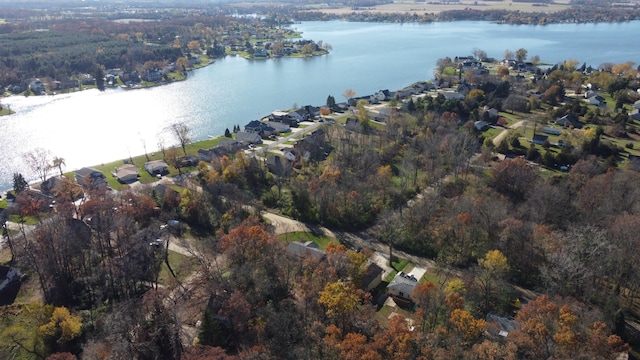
[2,20,640,192]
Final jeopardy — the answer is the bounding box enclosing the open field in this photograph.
[307,0,571,15]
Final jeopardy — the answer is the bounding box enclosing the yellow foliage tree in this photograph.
[318,281,361,330]
[449,309,486,343]
[39,307,82,344]
[477,249,510,313]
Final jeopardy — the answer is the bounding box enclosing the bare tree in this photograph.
[472,48,487,61]
[22,148,52,184]
[52,156,66,177]
[343,88,356,101]
[157,136,167,160]
[170,122,191,155]
[503,49,514,61]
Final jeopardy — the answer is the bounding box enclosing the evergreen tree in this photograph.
[326,95,336,110]
[224,128,232,138]
[13,172,28,193]
[198,307,226,348]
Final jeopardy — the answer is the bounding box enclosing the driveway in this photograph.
[492,120,527,146]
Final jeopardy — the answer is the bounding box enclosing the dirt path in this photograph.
[492,120,527,146]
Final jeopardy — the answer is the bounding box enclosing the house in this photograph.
[29,79,45,95]
[555,114,582,128]
[115,164,139,183]
[486,313,517,338]
[270,111,301,127]
[631,109,640,121]
[474,121,490,132]
[345,118,360,131]
[143,68,162,82]
[144,160,169,176]
[253,49,268,58]
[81,75,96,86]
[267,121,290,133]
[374,89,393,102]
[75,167,107,189]
[286,241,326,262]
[294,129,328,161]
[627,155,640,172]
[177,155,199,167]
[634,99,640,110]
[266,155,291,175]
[587,95,604,106]
[235,131,263,145]
[40,176,65,196]
[542,126,562,135]
[440,91,465,100]
[5,192,16,208]
[198,147,228,162]
[361,263,383,292]
[217,139,243,153]
[480,106,499,122]
[245,120,270,135]
[387,272,418,301]
[532,134,549,145]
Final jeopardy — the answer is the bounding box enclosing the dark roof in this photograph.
[532,134,549,144]
[361,263,383,288]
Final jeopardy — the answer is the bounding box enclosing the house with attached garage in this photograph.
[75,167,107,189]
[198,146,228,163]
[115,164,139,183]
[235,131,263,145]
[387,272,418,301]
[144,160,169,176]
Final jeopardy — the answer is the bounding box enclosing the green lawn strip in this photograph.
[157,250,199,285]
[8,215,38,226]
[0,108,15,116]
[68,137,224,189]
[0,199,6,208]
[384,257,413,283]
[519,121,562,145]
[278,231,339,250]
[392,257,411,272]
[482,127,503,140]
[420,270,443,285]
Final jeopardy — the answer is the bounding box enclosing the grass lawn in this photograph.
[8,215,39,226]
[384,257,414,282]
[0,107,15,116]
[68,136,224,190]
[375,304,414,325]
[0,304,46,360]
[483,127,503,140]
[157,250,199,286]
[278,231,339,250]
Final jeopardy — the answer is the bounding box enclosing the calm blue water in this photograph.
[2,20,640,191]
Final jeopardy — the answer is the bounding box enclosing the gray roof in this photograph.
[286,241,325,261]
[115,164,139,182]
[387,272,418,298]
